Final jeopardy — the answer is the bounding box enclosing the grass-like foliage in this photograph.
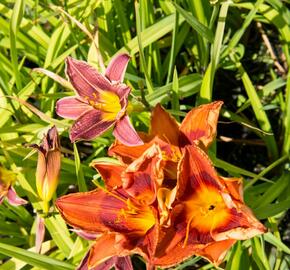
[0,0,289,269]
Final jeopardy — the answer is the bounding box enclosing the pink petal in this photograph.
[105,54,130,83]
[70,109,115,142]
[35,215,45,253]
[7,187,27,206]
[66,57,112,99]
[113,115,143,146]
[71,229,98,240]
[56,96,91,120]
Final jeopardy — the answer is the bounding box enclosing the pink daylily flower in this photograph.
[56,54,143,146]
[0,167,27,206]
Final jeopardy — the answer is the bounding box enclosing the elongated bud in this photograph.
[34,126,61,203]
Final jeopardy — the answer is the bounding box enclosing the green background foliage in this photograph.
[0,0,289,269]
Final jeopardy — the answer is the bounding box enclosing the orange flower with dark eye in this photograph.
[153,144,266,267]
[109,101,223,163]
[56,144,166,269]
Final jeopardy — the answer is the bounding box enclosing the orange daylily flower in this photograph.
[56,102,266,269]
[56,144,166,269]
[109,101,223,164]
[153,144,266,267]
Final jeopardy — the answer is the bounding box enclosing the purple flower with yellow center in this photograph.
[31,126,61,205]
[0,167,27,206]
[56,54,143,146]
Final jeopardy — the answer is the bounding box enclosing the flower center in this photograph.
[117,198,156,236]
[88,91,123,121]
[182,186,231,246]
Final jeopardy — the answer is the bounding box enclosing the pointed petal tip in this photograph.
[113,116,144,146]
[106,54,131,82]
[7,187,27,206]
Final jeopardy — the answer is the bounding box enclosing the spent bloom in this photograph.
[31,126,61,204]
[56,54,143,146]
[0,167,27,206]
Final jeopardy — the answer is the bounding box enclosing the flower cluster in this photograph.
[54,64,266,270]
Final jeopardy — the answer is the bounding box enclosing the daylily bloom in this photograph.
[0,167,27,206]
[109,101,223,165]
[153,144,266,267]
[56,144,165,269]
[56,54,143,146]
[56,102,266,268]
[31,126,61,204]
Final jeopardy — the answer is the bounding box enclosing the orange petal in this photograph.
[179,101,223,148]
[157,187,177,226]
[88,233,130,268]
[219,176,244,203]
[56,189,125,233]
[150,104,180,145]
[108,140,151,164]
[176,144,222,199]
[91,161,126,189]
[153,226,200,267]
[56,188,156,238]
[196,239,236,266]
[123,144,164,205]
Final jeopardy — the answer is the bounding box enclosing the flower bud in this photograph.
[33,126,61,203]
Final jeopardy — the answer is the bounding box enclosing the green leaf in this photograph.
[173,2,214,42]
[0,242,74,270]
[73,143,87,192]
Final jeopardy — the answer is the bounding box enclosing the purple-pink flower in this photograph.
[56,54,143,146]
[0,167,27,206]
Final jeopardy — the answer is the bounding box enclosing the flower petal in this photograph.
[219,176,244,203]
[179,101,223,148]
[195,239,236,266]
[70,109,115,142]
[35,216,45,253]
[113,115,143,146]
[105,53,130,83]
[88,234,131,269]
[56,189,126,233]
[56,188,155,236]
[176,144,222,199]
[56,96,91,120]
[91,162,126,189]
[71,229,99,241]
[123,144,164,205]
[150,104,180,145]
[6,187,27,206]
[108,141,151,164]
[66,57,112,99]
